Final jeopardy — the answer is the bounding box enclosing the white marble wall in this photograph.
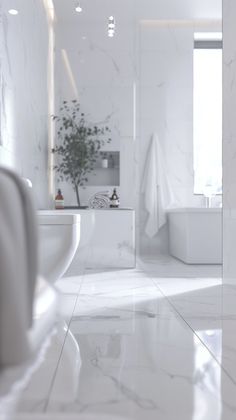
[138,24,194,255]
[138,21,222,255]
[0,0,222,257]
[54,17,222,257]
[0,1,50,208]
[54,21,137,212]
[223,0,236,284]
[53,20,139,257]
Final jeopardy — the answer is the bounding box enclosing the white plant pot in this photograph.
[102,159,108,168]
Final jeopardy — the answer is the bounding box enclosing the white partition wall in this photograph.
[0,1,51,209]
[223,0,236,284]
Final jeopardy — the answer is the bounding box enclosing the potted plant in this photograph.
[52,100,111,208]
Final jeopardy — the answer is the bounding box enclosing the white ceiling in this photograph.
[52,0,222,24]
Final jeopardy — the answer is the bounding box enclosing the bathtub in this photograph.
[167,208,222,264]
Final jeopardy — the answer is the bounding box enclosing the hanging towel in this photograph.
[0,167,38,367]
[141,134,176,238]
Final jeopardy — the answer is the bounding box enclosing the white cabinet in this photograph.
[64,209,135,274]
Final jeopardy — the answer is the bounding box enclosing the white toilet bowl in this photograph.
[37,211,80,283]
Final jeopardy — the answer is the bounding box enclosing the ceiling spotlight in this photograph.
[75,1,82,13]
[8,9,19,15]
[108,16,115,38]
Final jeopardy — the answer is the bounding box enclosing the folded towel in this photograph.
[0,167,38,367]
[89,191,110,209]
[141,134,176,238]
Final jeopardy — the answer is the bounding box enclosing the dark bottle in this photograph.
[110,188,119,208]
[108,154,115,168]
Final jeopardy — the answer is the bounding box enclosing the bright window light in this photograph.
[194,32,222,41]
[193,43,222,195]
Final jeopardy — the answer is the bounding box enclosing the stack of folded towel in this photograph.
[88,191,110,209]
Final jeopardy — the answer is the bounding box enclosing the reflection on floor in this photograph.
[11,256,236,420]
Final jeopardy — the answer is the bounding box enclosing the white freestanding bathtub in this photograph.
[168,208,222,264]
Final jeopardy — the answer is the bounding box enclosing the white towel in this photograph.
[0,167,38,367]
[141,134,176,238]
[89,191,110,209]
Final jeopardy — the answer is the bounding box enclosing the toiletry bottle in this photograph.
[55,189,64,209]
[108,154,114,168]
[110,188,119,208]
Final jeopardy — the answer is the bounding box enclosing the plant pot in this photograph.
[101,159,108,169]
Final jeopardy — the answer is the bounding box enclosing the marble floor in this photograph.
[6,256,236,420]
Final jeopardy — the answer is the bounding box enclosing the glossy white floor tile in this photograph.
[13,326,67,414]
[54,274,84,295]
[12,275,84,415]
[151,276,236,385]
[10,262,236,420]
[138,254,222,278]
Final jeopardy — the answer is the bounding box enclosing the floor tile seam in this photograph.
[43,274,85,412]
[150,276,236,388]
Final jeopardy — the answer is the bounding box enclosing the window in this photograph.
[193,33,222,195]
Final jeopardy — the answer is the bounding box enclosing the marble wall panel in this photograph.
[138,25,197,255]
[53,19,137,214]
[0,1,50,208]
[223,0,236,283]
[0,0,223,258]
[53,16,222,257]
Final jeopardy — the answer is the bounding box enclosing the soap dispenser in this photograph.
[110,188,119,208]
[55,189,64,209]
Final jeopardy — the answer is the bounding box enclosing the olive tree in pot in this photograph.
[52,100,111,208]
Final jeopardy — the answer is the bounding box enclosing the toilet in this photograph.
[37,210,80,283]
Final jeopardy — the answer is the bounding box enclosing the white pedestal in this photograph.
[63,208,135,273]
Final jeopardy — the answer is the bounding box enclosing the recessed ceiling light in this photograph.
[82,36,87,40]
[108,16,115,38]
[8,9,19,15]
[75,1,82,13]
